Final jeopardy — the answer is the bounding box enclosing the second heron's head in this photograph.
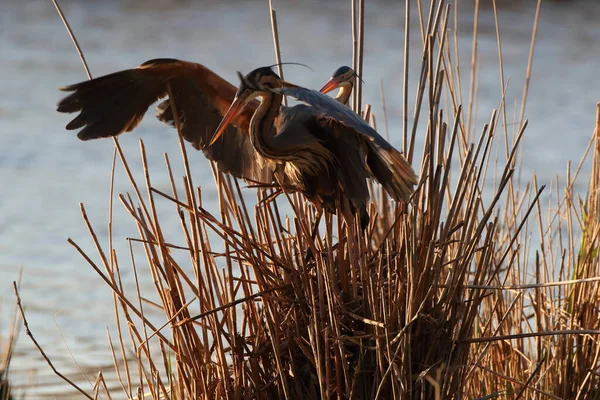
[319,66,357,102]
[211,67,286,145]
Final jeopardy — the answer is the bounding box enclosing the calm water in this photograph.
[1,0,599,397]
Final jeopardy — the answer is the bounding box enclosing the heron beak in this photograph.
[319,77,340,94]
[210,97,245,146]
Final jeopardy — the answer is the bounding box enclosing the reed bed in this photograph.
[36,0,600,399]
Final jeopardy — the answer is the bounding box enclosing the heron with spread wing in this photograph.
[210,67,417,227]
[57,59,416,227]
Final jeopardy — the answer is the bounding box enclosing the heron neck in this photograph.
[335,82,353,105]
[250,91,284,160]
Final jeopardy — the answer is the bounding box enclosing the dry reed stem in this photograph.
[268,0,286,107]
[13,283,94,400]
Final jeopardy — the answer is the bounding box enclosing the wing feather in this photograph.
[278,86,418,202]
[57,58,274,184]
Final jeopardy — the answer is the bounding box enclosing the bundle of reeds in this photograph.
[36,0,600,398]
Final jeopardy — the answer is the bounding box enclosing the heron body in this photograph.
[212,67,371,225]
[212,67,417,227]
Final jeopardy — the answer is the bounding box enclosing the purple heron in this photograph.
[210,67,417,227]
[57,60,416,227]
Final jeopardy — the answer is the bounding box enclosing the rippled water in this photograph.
[1,0,599,397]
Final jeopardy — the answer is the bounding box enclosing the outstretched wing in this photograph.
[57,58,273,183]
[276,86,389,147]
[277,86,417,202]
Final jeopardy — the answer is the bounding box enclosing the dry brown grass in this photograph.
[28,0,600,399]
[1,287,19,400]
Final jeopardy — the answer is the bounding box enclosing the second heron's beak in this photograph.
[319,77,340,94]
[210,97,246,146]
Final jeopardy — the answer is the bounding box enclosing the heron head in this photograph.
[210,67,285,146]
[320,66,357,94]
[236,67,283,97]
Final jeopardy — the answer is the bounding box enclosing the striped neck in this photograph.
[249,92,286,160]
[335,81,353,105]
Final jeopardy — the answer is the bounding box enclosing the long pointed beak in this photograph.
[210,97,246,146]
[319,78,340,94]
